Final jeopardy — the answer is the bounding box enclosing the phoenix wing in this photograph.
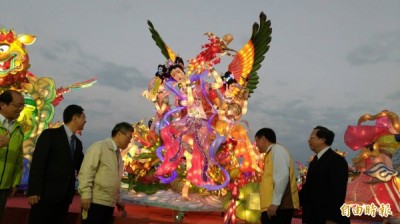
[228,12,272,96]
[148,20,177,62]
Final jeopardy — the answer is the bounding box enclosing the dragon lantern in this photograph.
[0,29,35,88]
[0,28,96,188]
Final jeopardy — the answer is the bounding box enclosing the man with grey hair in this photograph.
[78,122,134,224]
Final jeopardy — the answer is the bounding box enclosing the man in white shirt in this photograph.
[255,128,299,224]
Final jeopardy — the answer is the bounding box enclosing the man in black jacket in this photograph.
[27,104,86,224]
[300,126,350,224]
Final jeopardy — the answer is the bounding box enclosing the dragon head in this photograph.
[0,28,36,87]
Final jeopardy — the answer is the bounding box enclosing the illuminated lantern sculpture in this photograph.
[138,12,272,223]
[344,110,400,222]
[0,29,34,88]
[0,28,96,188]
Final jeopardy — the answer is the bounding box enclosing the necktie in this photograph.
[70,134,76,157]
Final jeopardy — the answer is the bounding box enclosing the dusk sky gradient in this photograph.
[2,0,399,166]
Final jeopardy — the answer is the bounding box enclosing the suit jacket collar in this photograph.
[63,125,75,139]
[104,138,118,152]
[309,148,332,169]
[316,146,330,160]
[56,125,71,149]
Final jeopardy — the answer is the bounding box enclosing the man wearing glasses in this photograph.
[78,122,133,224]
[0,90,25,222]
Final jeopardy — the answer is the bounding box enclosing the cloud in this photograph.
[35,39,147,90]
[387,90,400,101]
[274,79,288,86]
[3,0,399,169]
[347,44,388,65]
[245,98,315,158]
[347,30,400,65]
[94,62,147,90]
[245,96,398,165]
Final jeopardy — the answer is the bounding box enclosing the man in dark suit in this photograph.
[27,104,86,224]
[299,126,350,224]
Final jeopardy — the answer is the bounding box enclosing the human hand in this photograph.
[178,99,187,106]
[267,204,278,218]
[116,202,127,217]
[0,132,10,147]
[28,195,41,205]
[116,202,125,212]
[81,198,91,210]
[9,187,17,197]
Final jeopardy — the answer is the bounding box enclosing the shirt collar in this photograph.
[316,146,330,160]
[63,125,75,139]
[111,139,118,152]
[0,114,15,131]
[0,114,13,124]
[266,144,274,154]
[0,114,7,125]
